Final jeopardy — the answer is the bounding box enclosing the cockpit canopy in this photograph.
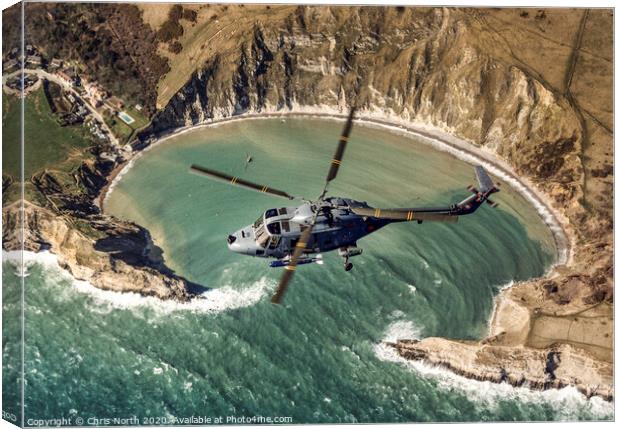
[253,208,291,249]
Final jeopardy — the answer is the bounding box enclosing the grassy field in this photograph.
[102,105,150,144]
[2,91,21,181]
[2,87,96,205]
[2,87,94,178]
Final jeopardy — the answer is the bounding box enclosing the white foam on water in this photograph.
[382,319,424,343]
[374,321,613,420]
[498,280,515,292]
[11,251,273,315]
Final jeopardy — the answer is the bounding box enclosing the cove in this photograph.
[9,118,610,422]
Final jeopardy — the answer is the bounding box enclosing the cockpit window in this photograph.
[267,222,281,235]
[255,223,269,248]
[254,216,269,248]
[265,208,278,219]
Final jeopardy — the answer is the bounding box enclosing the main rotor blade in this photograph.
[190,164,295,200]
[326,107,356,183]
[350,207,458,223]
[271,226,314,304]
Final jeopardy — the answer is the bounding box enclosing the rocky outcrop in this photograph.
[3,201,196,301]
[390,338,613,400]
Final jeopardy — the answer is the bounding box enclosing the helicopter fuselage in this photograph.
[226,197,388,261]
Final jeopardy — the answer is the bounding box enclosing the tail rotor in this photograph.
[468,166,500,208]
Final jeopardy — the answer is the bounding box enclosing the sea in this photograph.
[2,118,613,423]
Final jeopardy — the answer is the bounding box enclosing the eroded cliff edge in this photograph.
[140,7,612,398]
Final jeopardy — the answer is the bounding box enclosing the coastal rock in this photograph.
[2,202,195,301]
[389,338,613,401]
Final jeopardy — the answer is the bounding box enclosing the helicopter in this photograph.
[189,108,500,304]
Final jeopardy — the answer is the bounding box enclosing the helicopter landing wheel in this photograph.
[344,262,353,272]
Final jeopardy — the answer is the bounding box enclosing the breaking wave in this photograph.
[8,251,273,315]
[374,321,613,420]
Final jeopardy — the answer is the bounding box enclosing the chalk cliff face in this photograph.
[148,7,583,207]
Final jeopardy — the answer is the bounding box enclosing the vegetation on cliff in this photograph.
[3,2,169,116]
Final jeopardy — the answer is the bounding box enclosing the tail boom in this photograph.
[349,166,499,222]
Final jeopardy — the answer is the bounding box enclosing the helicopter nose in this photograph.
[227,234,237,245]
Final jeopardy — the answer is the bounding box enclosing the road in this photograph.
[3,68,120,147]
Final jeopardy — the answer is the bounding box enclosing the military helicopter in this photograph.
[189,108,500,304]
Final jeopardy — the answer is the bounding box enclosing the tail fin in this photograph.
[455,166,500,214]
[475,166,496,194]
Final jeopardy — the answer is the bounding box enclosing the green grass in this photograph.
[103,110,134,143]
[124,105,150,130]
[2,87,96,206]
[2,91,21,180]
[2,88,94,179]
[103,104,151,144]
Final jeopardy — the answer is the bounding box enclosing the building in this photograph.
[49,58,63,70]
[57,68,78,86]
[84,82,107,107]
[105,96,124,111]
[26,55,42,67]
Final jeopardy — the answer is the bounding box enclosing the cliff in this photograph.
[3,200,196,301]
[390,338,613,400]
[147,8,584,208]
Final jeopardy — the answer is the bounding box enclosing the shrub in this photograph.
[182,9,197,22]
[157,20,184,42]
[168,5,183,22]
[169,41,183,54]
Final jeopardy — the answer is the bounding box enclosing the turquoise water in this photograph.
[3,118,613,423]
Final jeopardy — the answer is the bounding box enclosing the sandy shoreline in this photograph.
[100,110,571,269]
